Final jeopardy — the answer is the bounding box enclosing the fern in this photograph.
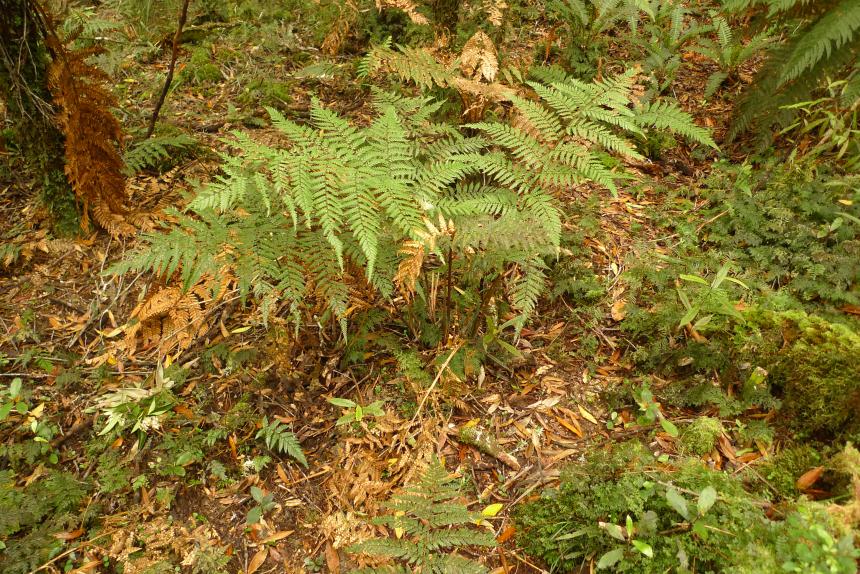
[255,418,307,467]
[117,94,562,333]
[348,459,495,574]
[469,70,716,194]
[729,0,860,142]
[122,134,196,175]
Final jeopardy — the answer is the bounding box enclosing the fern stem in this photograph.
[443,245,454,342]
[144,0,190,138]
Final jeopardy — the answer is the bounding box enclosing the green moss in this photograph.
[680,416,724,456]
[760,445,822,499]
[514,442,858,573]
[743,309,860,436]
[183,47,223,84]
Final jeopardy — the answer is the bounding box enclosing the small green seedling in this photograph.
[0,378,28,422]
[328,397,385,426]
[247,486,276,525]
[677,262,748,329]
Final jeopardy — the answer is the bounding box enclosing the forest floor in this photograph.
[1,4,859,574]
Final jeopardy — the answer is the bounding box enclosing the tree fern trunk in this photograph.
[0,0,78,234]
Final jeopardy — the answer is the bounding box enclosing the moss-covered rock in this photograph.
[760,444,822,498]
[514,442,859,573]
[745,310,860,437]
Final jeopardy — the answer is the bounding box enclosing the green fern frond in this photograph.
[348,459,494,574]
[122,134,196,175]
[255,418,307,467]
[635,100,718,148]
[779,0,860,84]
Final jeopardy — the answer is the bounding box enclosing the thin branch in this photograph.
[145,0,191,138]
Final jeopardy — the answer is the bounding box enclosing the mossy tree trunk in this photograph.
[0,0,77,233]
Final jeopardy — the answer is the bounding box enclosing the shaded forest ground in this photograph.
[1,1,859,573]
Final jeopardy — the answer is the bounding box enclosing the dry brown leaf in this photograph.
[610,299,627,321]
[796,466,825,491]
[578,404,599,425]
[552,413,583,438]
[53,527,85,541]
[260,530,294,545]
[483,0,508,26]
[325,541,341,573]
[247,548,268,574]
[376,0,429,24]
[496,525,516,544]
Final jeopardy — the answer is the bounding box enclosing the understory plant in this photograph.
[348,459,496,573]
[116,68,714,342]
[515,442,859,573]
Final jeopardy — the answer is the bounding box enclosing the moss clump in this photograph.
[680,416,724,456]
[760,445,822,499]
[744,310,860,436]
[514,442,858,573]
[184,47,222,84]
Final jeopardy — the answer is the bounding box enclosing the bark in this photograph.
[0,0,77,232]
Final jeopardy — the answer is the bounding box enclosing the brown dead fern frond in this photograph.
[121,273,233,357]
[43,28,134,236]
[375,0,430,24]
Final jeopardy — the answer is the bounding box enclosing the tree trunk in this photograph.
[0,0,77,233]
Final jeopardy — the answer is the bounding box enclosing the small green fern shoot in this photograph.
[255,418,307,467]
[348,459,496,574]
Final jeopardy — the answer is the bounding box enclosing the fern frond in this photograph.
[123,134,196,175]
[256,418,307,467]
[779,0,860,85]
[635,100,718,148]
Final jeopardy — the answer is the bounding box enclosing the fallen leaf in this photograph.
[53,527,85,541]
[610,299,627,321]
[796,466,825,491]
[482,503,504,517]
[325,541,340,573]
[496,525,516,543]
[578,404,599,425]
[261,530,294,545]
[276,463,290,485]
[246,548,267,574]
[552,413,583,437]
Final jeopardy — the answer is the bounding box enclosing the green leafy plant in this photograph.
[676,262,748,330]
[246,485,276,525]
[726,0,860,143]
[90,365,177,439]
[114,93,561,337]
[632,382,679,436]
[255,417,307,467]
[0,378,29,422]
[515,442,858,573]
[348,459,496,573]
[693,15,772,98]
[328,397,386,427]
[632,0,708,97]
[779,81,860,169]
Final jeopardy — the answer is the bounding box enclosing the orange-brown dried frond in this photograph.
[375,0,429,24]
[394,240,425,301]
[483,0,508,26]
[321,0,359,56]
[44,33,134,236]
[459,31,498,83]
[120,273,233,358]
